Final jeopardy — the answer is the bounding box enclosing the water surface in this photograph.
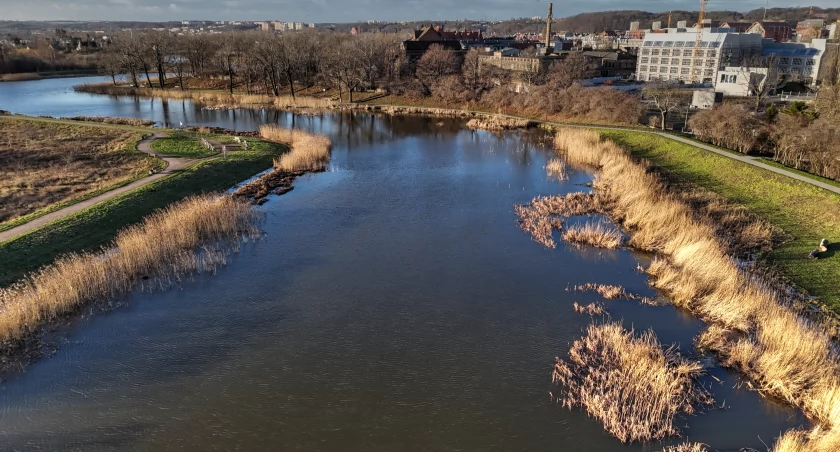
[0,77,806,451]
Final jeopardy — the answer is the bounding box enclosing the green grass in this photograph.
[758,158,840,191]
[0,139,287,287]
[600,130,840,312]
[150,133,218,158]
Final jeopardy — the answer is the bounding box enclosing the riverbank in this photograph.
[0,69,99,82]
[0,136,287,287]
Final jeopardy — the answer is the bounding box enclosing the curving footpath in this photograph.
[0,131,209,244]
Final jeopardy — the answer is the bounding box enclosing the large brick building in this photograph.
[745,21,793,43]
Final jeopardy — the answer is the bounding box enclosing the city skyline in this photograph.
[2,0,838,23]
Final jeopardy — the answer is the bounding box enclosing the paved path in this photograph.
[0,130,210,244]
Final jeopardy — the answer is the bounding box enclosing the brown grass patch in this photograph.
[552,323,713,443]
[65,116,155,127]
[660,443,708,452]
[0,194,260,347]
[0,118,156,224]
[514,193,601,248]
[573,283,636,300]
[546,158,568,181]
[554,128,840,450]
[562,221,623,249]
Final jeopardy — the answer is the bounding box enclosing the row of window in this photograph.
[639,66,715,76]
[643,40,722,48]
[642,48,718,58]
[778,57,815,66]
[639,57,717,67]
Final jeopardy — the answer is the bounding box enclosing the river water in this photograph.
[0,77,805,450]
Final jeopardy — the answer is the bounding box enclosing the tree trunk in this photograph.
[111,74,117,86]
[227,56,234,94]
[157,64,165,88]
[287,72,295,99]
[660,111,667,130]
[142,64,152,87]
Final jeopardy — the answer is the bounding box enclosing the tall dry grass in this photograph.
[259,125,332,172]
[0,194,260,345]
[465,116,533,131]
[553,128,840,450]
[545,158,568,181]
[514,193,601,248]
[562,221,623,249]
[74,84,335,109]
[661,444,708,452]
[552,322,713,443]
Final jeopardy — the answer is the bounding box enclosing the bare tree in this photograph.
[320,37,361,102]
[546,51,594,89]
[642,84,692,131]
[741,54,786,111]
[462,48,482,92]
[97,47,123,86]
[146,31,171,88]
[216,34,239,94]
[415,44,460,90]
[815,47,840,121]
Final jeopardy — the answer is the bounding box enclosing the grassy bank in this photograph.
[599,130,840,311]
[0,194,260,346]
[0,138,286,287]
[150,132,218,158]
[0,117,159,231]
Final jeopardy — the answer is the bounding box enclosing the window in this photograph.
[806,59,815,66]
[695,50,704,57]
[643,41,653,47]
[681,67,690,75]
[683,49,694,57]
[706,59,715,67]
[660,66,668,73]
[650,57,659,64]
[670,67,678,73]
[640,57,649,64]
[641,48,650,55]
[682,58,691,65]
[651,49,660,55]
[704,69,714,76]
[707,50,717,58]
[700,41,710,47]
[674,41,685,47]
[710,42,721,48]
[720,73,736,83]
[779,57,790,65]
[661,49,670,56]
[640,65,648,72]
[792,58,803,66]
[804,67,813,75]
[653,41,664,46]
[671,58,680,65]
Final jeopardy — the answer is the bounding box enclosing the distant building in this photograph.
[350,27,357,36]
[762,38,830,86]
[652,21,662,31]
[745,22,793,43]
[273,21,287,31]
[259,22,271,32]
[294,22,304,30]
[676,21,687,28]
[412,25,483,42]
[719,22,752,33]
[715,66,770,96]
[630,21,639,31]
[636,28,763,83]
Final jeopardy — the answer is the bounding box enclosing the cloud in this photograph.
[5,0,840,22]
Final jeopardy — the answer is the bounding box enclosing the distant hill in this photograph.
[553,7,840,33]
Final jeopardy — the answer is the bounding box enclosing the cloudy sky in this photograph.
[2,0,837,22]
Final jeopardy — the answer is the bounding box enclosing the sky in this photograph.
[0,0,837,22]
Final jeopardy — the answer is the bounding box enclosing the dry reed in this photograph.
[66,116,155,126]
[233,125,332,202]
[573,283,635,300]
[552,323,713,443]
[0,194,260,346]
[74,84,335,109]
[573,302,607,316]
[514,193,600,248]
[465,116,534,131]
[546,158,568,181]
[562,221,623,249]
[553,128,840,450]
[660,443,708,452]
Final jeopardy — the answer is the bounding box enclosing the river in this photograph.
[0,77,805,450]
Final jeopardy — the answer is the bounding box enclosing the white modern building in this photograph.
[636,28,763,83]
[761,38,828,86]
[715,66,770,96]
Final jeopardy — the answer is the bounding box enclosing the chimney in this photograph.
[545,3,553,54]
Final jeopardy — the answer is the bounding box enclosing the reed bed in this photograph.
[546,158,568,181]
[260,125,332,172]
[562,221,623,249]
[465,117,534,131]
[0,194,260,347]
[573,283,635,300]
[552,323,713,443]
[233,125,332,202]
[660,443,708,452]
[74,84,335,109]
[553,128,840,450]
[514,193,601,248]
[65,116,155,126]
[573,302,607,316]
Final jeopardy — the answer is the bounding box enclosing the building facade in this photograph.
[636,28,763,83]
[745,21,793,43]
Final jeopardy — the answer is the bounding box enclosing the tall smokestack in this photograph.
[545,3,553,54]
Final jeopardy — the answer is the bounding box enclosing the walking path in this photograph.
[0,130,213,244]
